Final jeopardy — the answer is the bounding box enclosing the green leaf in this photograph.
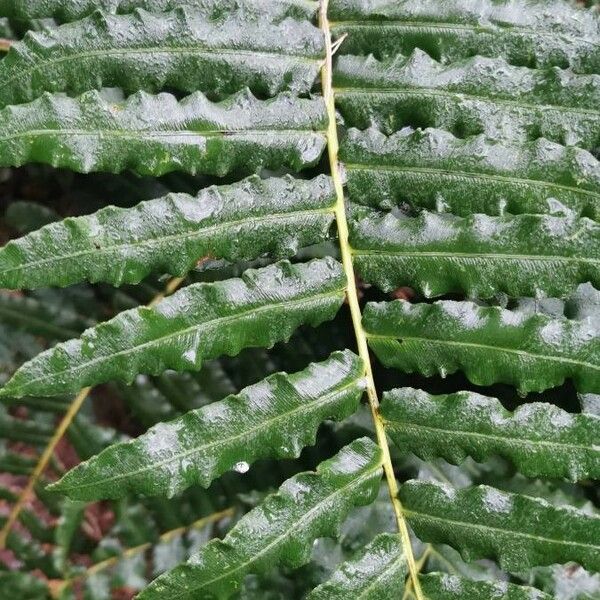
[349,206,600,298]
[0,89,327,177]
[527,563,600,600]
[329,0,600,74]
[306,533,406,599]
[0,291,84,341]
[340,127,600,220]
[52,499,85,575]
[0,405,53,445]
[0,258,346,398]
[0,0,317,23]
[50,350,366,500]
[0,572,50,600]
[333,50,600,150]
[0,17,14,38]
[5,201,59,235]
[381,387,600,481]
[138,438,383,600]
[399,481,600,572]
[419,572,551,599]
[363,299,600,394]
[0,174,336,289]
[0,8,324,107]
[0,450,36,476]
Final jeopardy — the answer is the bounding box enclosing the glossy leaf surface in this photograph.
[400,481,600,572]
[0,8,324,106]
[139,438,383,600]
[0,0,317,23]
[2,0,599,594]
[350,206,600,298]
[0,258,346,398]
[306,533,406,599]
[382,387,600,481]
[0,89,327,176]
[334,50,600,149]
[329,0,600,74]
[419,573,551,599]
[51,351,366,499]
[341,127,600,220]
[364,300,600,394]
[0,175,336,289]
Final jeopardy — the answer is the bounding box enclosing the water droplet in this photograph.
[234,461,249,473]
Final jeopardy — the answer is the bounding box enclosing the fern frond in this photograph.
[0,8,324,106]
[364,299,600,394]
[0,405,53,445]
[0,258,346,398]
[419,573,551,599]
[400,481,600,572]
[350,206,600,298]
[381,388,600,481]
[50,351,365,499]
[0,291,88,340]
[329,0,600,73]
[0,0,318,23]
[138,438,383,600]
[0,572,49,599]
[341,127,600,219]
[306,532,407,598]
[1,0,598,595]
[334,51,600,150]
[57,506,235,596]
[0,89,327,176]
[0,174,336,289]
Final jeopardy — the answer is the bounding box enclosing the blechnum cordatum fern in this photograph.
[0,0,598,598]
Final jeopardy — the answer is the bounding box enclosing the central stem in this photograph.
[318,2,424,597]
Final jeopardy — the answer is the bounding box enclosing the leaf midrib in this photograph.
[173,465,381,598]
[2,45,321,94]
[344,164,600,200]
[404,509,600,552]
[11,287,346,393]
[0,129,325,144]
[334,86,600,117]
[366,334,600,373]
[0,207,335,277]
[385,420,596,453]
[56,377,362,493]
[351,249,600,265]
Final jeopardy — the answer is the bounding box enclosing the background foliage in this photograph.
[0,0,598,598]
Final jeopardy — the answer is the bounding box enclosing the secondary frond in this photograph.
[0,174,336,289]
[0,0,318,23]
[350,206,600,299]
[306,533,407,598]
[341,127,600,219]
[419,573,551,599]
[0,258,346,398]
[0,89,327,176]
[139,438,383,600]
[400,481,600,572]
[50,351,366,499]
[329,0,600,73]
[364,299,600,394]
[0,8,324,106]
[381,387,600,481]
[334,50,600,150]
